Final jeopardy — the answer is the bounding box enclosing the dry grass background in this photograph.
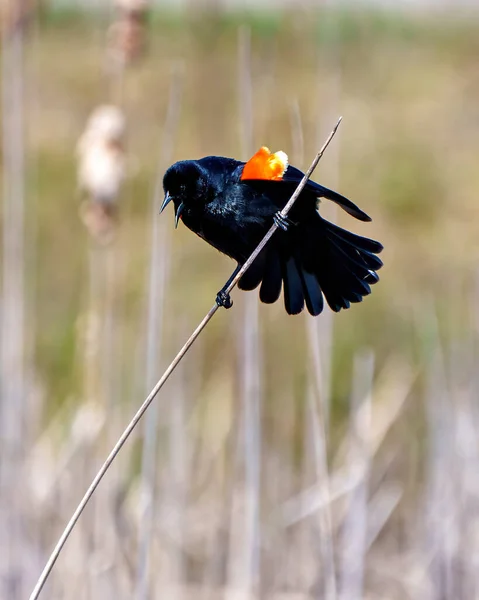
[2,4,479,599]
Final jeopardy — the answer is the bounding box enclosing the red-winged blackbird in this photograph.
[162,146,383,316]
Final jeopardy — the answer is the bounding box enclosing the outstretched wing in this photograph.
[283,165,371,222]
[240,147,371,222]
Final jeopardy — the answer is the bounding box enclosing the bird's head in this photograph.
[161,160,209,227]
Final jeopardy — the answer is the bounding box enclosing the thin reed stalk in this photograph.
[307,386,337,600]
[1,19,28,598]
[135,65,183,600]
[29,117,342,600]
[226,26,262,597]
[308,0,343,439]
[289,99,304,168]
[338,350,374,600]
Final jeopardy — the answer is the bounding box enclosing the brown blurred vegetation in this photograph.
[27,8,479,410]
[2,4,479,598]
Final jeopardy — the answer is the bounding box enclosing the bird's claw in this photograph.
[216,290,233,309]
[274,211,293,232]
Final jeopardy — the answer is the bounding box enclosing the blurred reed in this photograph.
[1,10,28,598]
[135,62,182,600]
[2,5,479,600]
[228,25,262,599]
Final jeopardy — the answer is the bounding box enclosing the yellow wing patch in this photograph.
[240,146,288,181]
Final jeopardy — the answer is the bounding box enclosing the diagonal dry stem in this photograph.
[223,116,342,299]
[28,116,342,600]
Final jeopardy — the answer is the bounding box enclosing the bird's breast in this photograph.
[181,203,259,264]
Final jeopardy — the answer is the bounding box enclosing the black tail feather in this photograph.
[295,214,382,314]
[325,220,384,254]
[238,213,382,317]
[259,249,282,304]
[327,236,382,284]
[238,248,266,291]
[314,218,381,312]
[282,256,304,315]
[297,261,324,316]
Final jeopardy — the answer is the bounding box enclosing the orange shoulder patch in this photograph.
[240,146,288,181]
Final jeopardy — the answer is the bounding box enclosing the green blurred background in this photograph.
[30,8,479,405]
[2,2,479,599]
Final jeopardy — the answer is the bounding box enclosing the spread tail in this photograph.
[239,214,383,316]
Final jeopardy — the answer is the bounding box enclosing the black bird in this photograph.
[162,146,383,316]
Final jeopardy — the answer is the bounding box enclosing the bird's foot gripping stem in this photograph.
[216,289,233,309]
[216,264,242,309]
[274,211,294,232]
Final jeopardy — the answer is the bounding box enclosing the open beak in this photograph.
[175,202,184,229]
[160,191,172,214]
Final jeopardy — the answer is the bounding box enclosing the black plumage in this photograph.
[162,155,383,316]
